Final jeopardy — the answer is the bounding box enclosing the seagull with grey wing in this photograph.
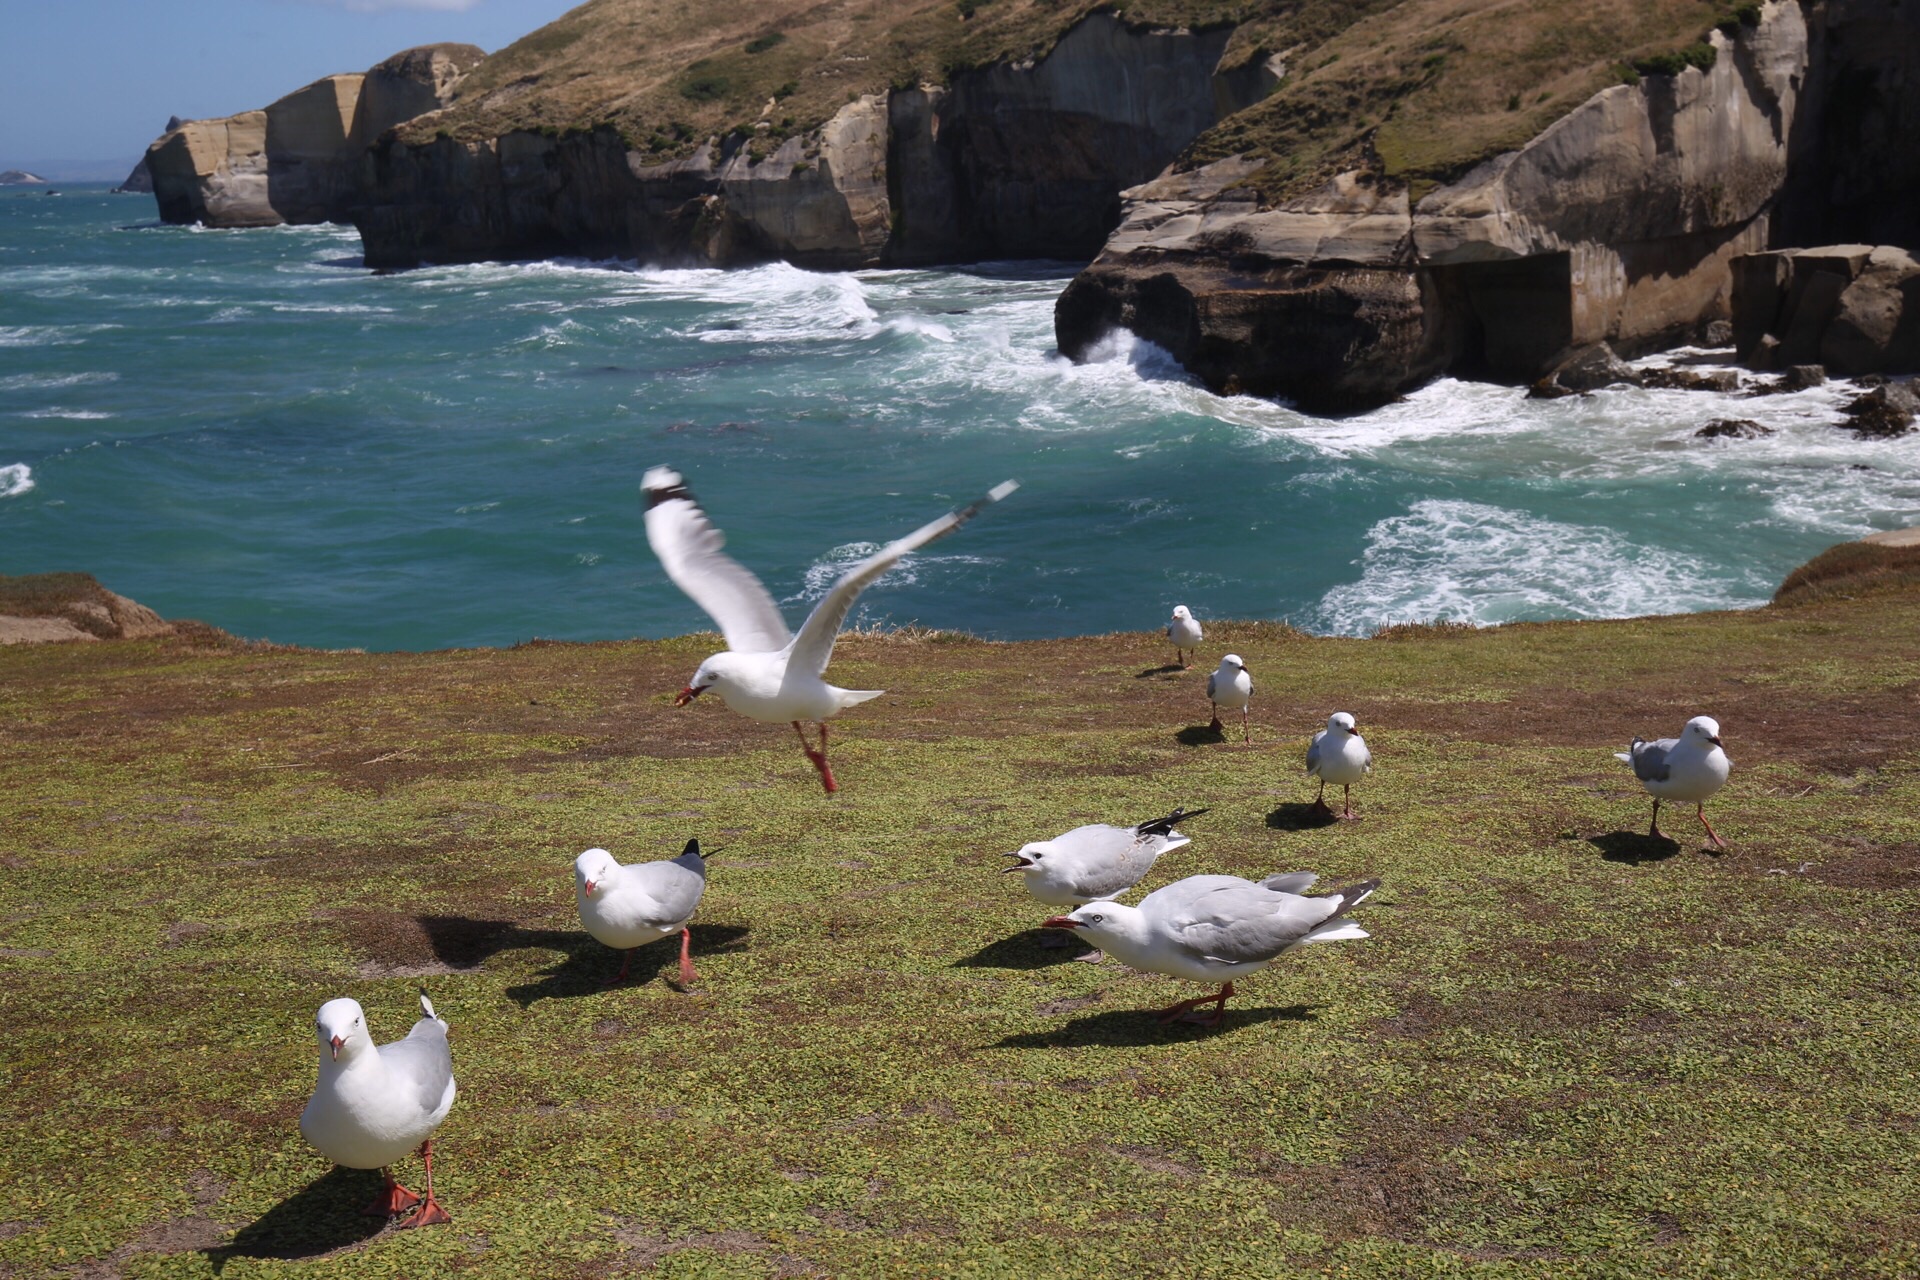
[1002,806,1207,961]
[643,467,1018,792]
[1306,712,1372,820]
[1616,714,1731,847]
[1206,653,1253,741]
[300,990,457,1226]
[1165,605,1202,669]
[575,840,709,987]
[1043,872,1379,1027]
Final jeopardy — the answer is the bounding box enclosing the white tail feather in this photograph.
[1614,752,1634,764]
[1300,921,1370,945]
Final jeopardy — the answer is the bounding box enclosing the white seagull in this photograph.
[1002,806,1207,961]
[1616,715,1732,847]
[299,990,457,1225]
[1165,605,1203,669]
[1206,654,1254,741]
[1306,712,1372,820]
[643,467,1018,792]
[574,840,709,987]
[1043,872,1379,1026]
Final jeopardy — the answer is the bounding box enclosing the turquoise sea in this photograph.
[4,185,1918,651]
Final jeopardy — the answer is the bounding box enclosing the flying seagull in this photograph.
[299,990,457,1226]
[574,840,709,987]
[1043,872,1378,1027]
[1165,605,1203,669]
[1306,712,1372,819]
[1206,654,1253,741]
[1002,806,1207,961]
[1616,715,1731,847]
[643,467,1018,792]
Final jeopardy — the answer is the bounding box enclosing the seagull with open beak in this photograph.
[1002,807,1206,961]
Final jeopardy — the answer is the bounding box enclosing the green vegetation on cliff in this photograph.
[3,575,1918,1277]
[410,0,1764,195]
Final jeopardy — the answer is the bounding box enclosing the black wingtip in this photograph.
[1313,879,1381,918]
[683,838,703,858]
[1138,806,1208,837]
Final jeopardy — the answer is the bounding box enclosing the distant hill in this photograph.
[0,170,48,185]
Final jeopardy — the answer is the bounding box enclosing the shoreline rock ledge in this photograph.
[1056,3,1810,414]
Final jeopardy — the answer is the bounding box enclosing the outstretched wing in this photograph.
[642,467,792,654]
[787,480,1018,677]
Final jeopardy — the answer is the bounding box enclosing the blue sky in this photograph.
[3,0,583,179]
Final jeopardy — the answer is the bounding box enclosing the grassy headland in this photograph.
[410,0,1758,200]
[2,577,1918,1277]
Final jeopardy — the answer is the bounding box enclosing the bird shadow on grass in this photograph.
[503,923,751,1007]
[414,915,581,970]
[994,1003,1320,1048]
[1175,724,1227,746]
[952,930,1098,970]
[204,1167,387,1271]
[1267,802,1338,831]
[1135,663,1186,678]
[1583,831,1683,865]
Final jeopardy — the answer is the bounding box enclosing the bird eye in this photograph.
[1090,914,1104,923]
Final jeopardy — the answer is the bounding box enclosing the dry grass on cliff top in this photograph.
[412,0,1751,194]
[3,579,1920,1278]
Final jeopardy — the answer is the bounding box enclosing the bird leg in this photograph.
[363,1168,422,1217]
[1307,779,1334,817]
[1697,803,1728,850]
[398,1139,451,1228]
[604,946,635,987]
[1340,784,1359,821]
[1240,705,1251,744]
[1207,705,1224,734]
[792,721,838,794]
[1178,649,1191,670]
[1648,797,1666,841]
[677,925,699,988]
[1157,981,1236,1027]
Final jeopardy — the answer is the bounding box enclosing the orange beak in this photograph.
[329,1034,345,1060]
[583,880,596,896]
[1041,916,1079,929]
[673,686,700,707]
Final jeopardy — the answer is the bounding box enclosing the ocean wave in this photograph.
[0,464,34,498]
[0,323,122,347]
[1307,499,1765,635]
[20,409,114,420]
[0,371,118,392]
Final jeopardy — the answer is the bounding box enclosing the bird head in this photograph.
[1329,711,1359,737]
[1221,654,1247,673]
[1684,715,1724,748]
[1171,605,1192,621]
[314,997,369,1063]
[674,653,741,706]
[1041,901,1136,944]
[1001,841,1049,875]
[574,847,620,898]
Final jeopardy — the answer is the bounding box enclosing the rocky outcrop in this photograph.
[1057,2,1811,411]
[1732,244,1920,374]
[0,574,174,646]
[115,157,153,194]
[146,45,482,228]
[357,14,1267,269]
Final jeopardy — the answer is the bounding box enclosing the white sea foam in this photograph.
[1308,499,1767,635]
[789,542,996,602]
[0,464,34,498]
[0,371,118,392]
[0,324,122,347]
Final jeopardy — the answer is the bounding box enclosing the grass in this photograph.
[3,584,1920,1277]
[401,0,1765,196]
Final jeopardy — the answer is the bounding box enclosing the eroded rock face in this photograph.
[145,45,482,228]
[1732,244,1920,374]
[357,14,1268,269]
[1057,1,1813,411]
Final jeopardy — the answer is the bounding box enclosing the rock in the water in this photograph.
[1643,366,1742,392]
[1840,382,1919,438]
[1696,417,1772,439]
[1783,364,1826,389]
[1733,245,1920,375]
[1527,343,1642,398]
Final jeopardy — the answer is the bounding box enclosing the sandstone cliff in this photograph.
[146,44,483,228]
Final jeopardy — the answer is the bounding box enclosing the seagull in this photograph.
[299,990,457,1226]
[1043,872,1378,1026]
[1205,654,1253,741]
[1306,712,1372,819]
[1002,807,1207,961]
[1616,715,1732,847]
[643,467,1019,793]
[574,840,709,987]
[1165,606,1203,669]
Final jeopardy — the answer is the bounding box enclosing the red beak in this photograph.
[329,1035,345,1060]
[1041,916,1079,930]
[583,880,596,896]
[673,686,700,707]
